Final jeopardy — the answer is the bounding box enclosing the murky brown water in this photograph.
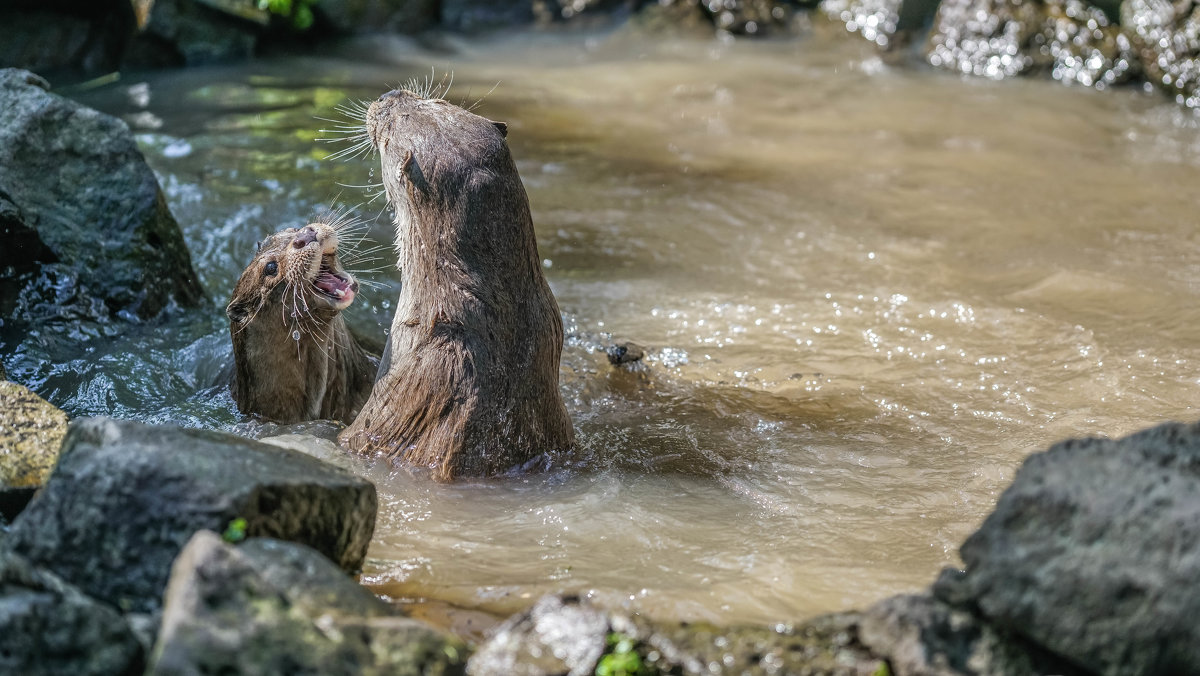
[52,26,1200,630]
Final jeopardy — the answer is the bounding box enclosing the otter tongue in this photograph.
[315,270,355,302]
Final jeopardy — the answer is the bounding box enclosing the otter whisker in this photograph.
[466,81,501,112]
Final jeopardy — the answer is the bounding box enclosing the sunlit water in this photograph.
[8,26,1200,632]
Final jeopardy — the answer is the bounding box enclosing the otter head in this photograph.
[226,222,359,328]
[364,90,509,259]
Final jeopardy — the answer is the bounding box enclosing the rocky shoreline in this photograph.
[4,0,1200,109]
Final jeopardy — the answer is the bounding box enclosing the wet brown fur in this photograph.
[227,223,376,425]
[338,89,574,480]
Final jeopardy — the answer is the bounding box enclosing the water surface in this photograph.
[15,27,1200,630]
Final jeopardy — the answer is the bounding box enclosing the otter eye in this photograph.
[264,261,278,276]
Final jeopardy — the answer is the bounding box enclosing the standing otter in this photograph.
[227,222,377,425]
[338,88,574,480]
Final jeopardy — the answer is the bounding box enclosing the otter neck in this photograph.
[233,307,347,423]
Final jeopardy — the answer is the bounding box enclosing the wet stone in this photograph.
[3,417,376,615]
[925,0,1048,78]
[1121,0,1200,107]
[150,531,467,676]
[821,0,903,47]
[1039,0,1138,87]
[935,420,1200,675]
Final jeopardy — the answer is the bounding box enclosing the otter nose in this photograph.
[291,226,318,249]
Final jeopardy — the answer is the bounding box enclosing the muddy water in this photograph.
[45,28,1200,628]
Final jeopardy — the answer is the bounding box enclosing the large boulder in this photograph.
[468,595,887,675]
[0,0,136,78]
[150,531,467,675]
[0,549,143,676]
[1121,0,1200,107]
[0,69,204,326]
[933,420,1200,675]
[4,417,376,615]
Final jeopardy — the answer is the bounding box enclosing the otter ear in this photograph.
[490,120,507,138]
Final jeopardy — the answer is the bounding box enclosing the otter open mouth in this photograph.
[312,254,358,309]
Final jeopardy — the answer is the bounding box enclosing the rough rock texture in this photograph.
[0,549,143,676]
[150,531,466,676]
[0,381,68,490]
[0,381,68,522]
[125,0,265,69]
[934,420,1200,676]
[316,0,440,34]
[821,0,906,46]
[4,417,376,615]
[0,68,203,323]
[858,594,1086,676]
[468,595,887,675]
[1122,0,1200,107]
[0,0,136,78]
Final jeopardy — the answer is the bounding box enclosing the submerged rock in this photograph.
[4,417,376,615]
[934,420,1200,675]
[0,549,143,676]
[150,530,466,675]
[1121,0,1200,106]
[0,68,203,326]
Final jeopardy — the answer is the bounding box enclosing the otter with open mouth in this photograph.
[338,87,574,480]
[227,221,377,425]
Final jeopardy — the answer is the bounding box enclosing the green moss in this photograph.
[596,633,654,676]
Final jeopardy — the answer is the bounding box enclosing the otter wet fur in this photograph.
[337,86,574,481]
[227,221,377,425]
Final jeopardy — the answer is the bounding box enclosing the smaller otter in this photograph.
[227,222,376,425]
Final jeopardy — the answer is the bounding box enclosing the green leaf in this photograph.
[222,517,248,543]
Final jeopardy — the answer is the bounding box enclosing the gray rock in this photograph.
[468,595,887,676]
[0,549,143,676]
[150,530,467,676]
[1121,0,1200,107]
[859,594,1084,676]
[4,417,376,615]
[935,420,1200,675]
[0,68,204,323]
[0,0,136,78]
